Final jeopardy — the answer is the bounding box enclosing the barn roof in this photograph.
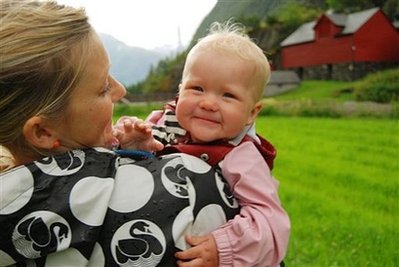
[341,7,379,34]
[325,12,347,26]
[280,21,316,46]
[281,7,380,47]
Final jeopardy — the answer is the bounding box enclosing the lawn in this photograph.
[270,80,354,102]
[257,116,398,266]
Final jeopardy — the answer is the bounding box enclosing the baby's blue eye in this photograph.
[192,86,203,92]
[223,92,235,98]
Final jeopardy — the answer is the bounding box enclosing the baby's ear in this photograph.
[247,101,263,125]
[23,116,56,150]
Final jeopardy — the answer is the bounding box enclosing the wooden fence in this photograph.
[122,92,177,103]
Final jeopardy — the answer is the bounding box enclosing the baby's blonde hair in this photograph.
[188,20,270,100]
[0,0,93,155]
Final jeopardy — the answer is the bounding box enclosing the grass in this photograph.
[259,80,398,118]
[270,80,355,102]
[257,116,398,266]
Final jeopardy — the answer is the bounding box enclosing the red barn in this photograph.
[280,8,399,80]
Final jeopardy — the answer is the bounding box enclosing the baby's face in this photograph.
[176,49,262,143]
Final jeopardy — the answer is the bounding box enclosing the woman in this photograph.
[0,1,239,266]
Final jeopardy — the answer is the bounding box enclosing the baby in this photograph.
[114,21,290,267]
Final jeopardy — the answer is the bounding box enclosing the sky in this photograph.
[57,0,217,49]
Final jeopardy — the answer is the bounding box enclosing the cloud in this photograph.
[58,0,216,49]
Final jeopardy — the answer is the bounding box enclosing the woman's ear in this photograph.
[23,116,56,150]
[247,101,263,125]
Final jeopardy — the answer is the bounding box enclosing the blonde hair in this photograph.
[187,20,270,100]
[0,0,93,156]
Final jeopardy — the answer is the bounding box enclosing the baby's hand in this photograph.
[113,116,164,152]
[175,234,218,267]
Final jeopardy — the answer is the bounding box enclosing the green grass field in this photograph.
[257,116,398,266]
[271,80,355,102]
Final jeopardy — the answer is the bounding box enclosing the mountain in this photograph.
[99,33,172,87]
[190,0,289,48]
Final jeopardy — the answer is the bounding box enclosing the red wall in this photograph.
[281,10,399,69]
[353,12,399,62]
[315,16,342,39]
[281,36,353,68]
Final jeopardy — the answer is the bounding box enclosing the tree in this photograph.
[326,0,388,12]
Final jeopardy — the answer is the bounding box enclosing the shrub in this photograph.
[354,69,399,103]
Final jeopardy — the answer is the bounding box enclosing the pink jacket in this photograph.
[213,141,290,266]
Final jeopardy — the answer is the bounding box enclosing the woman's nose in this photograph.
[111,76,126,102]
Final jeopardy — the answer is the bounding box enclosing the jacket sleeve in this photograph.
[211,142,291,267]
[146,109,186,146]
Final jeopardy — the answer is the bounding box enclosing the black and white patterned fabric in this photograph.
[0,148,239,266]
[151,109,187,146]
